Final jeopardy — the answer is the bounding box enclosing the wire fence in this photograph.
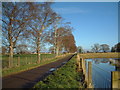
[2,54,57,69]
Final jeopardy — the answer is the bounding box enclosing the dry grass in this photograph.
[79,52,120,59]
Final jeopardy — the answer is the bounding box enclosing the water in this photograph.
[85,58,120,88]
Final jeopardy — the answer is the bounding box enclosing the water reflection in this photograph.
[109,58,120,71]
[93,58,110,64]
[92,58,120,71]
[85,58,120,88]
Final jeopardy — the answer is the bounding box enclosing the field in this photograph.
[2,53,70,77]
[2,54,56,69]
[33,56,84,88]
[79,52,120,59]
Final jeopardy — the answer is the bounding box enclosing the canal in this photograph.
[85,58,120,88]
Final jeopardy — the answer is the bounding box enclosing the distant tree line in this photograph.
[91,43,110,53]
[77,42,120,53]
[2,2,77,67]
[111,42,120,52]
[91,43,120,53]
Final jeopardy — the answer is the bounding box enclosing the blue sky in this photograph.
[51,2,118,50]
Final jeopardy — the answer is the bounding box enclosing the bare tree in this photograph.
[45,25,77,54]
[15,44,32,54]
[2,2,37,67]
[49,46,54,53]
[53,16,62,56]
[2,46,7,54]
[28,2,58,63]
[91,43,100,53]
[100,44,110,52]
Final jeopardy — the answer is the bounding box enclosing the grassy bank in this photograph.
[33,56,84,88]
[2,54,70,77]
[79,52,120,59]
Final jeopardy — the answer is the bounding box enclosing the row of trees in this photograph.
[91,43,120,53]
[91,43,110,53]
[92,42,120,52]
[2,2,77,67]
[111,42,120,52]
[77,42,120,53]
[77,44,110,53]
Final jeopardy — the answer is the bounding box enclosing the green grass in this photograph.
[2,54,70,77]
[33,56,84,88]
[2,54,56,69]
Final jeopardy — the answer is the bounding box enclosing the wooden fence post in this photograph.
[77,54,82,72]
[28,57,30,64]
[26,57,27,64]
[83,58,86,74]
[88,61,93,88]
[84,60,87,82]
[17,57,20,66]
[112,71,120,89]
[79,58,82,71]
[30,56,32,64]
[77,55,80,70]
[8,57,11,68]
[81,58,87,82]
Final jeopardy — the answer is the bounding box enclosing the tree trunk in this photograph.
[8,20,13,68]
[56,45,59,56]
[9,42,13,68]
[37,25,44,63]
[54,46,56,54]
[37,37,40,63]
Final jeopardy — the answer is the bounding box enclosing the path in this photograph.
[2,54,74,88]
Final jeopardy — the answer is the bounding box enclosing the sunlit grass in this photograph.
[79,52,120,59]
[33,56,84,88]
[2,54,71,77]
[2,54,56,69]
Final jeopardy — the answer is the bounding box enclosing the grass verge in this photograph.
[33,56,84,88]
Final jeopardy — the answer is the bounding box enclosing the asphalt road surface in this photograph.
[2,54,75,88]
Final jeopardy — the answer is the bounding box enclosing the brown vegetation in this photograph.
[79,52,120,59]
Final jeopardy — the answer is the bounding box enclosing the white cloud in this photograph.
[53,7,88,14]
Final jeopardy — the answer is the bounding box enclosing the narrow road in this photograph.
[2,54,75,88]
